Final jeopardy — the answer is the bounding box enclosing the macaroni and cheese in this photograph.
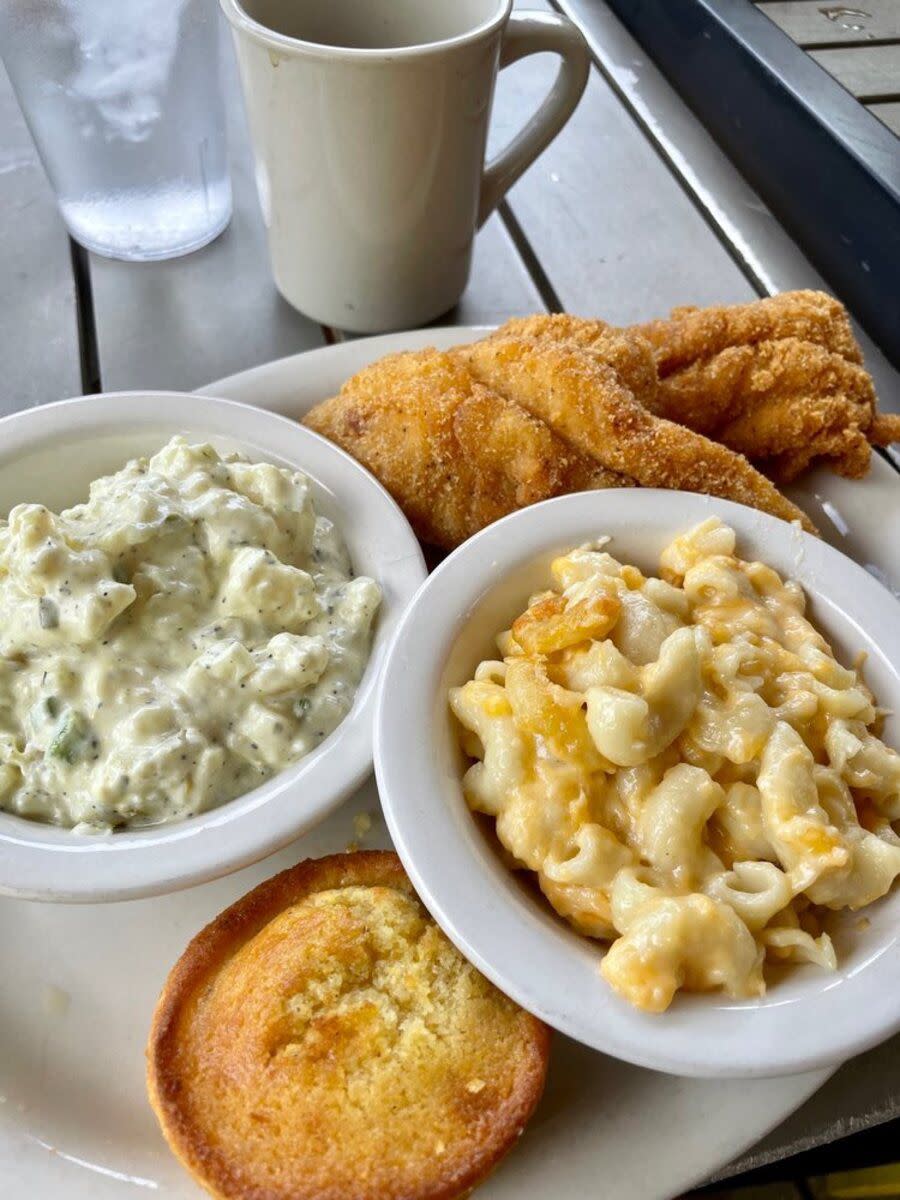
[450,519,900,1012]
[0,437,381,832]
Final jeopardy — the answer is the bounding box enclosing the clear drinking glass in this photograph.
[0,0,232,261]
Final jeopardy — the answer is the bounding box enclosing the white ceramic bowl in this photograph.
[375,489,900,1079]
[0,392,425,902]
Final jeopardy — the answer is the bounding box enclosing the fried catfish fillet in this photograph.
[303,348,626,549]
[488,314,659,406]
[459,334,817,532]
[630,291,899,481]
[634,290,862,372]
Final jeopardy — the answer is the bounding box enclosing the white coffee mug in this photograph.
[220,0,590,332]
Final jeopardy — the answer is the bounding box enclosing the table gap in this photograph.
[68,240,102,395]
[799,39,900,50]
[497,199,565,314]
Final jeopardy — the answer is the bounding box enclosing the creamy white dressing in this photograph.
[0,437,381,832]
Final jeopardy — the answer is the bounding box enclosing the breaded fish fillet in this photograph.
[629,292,898,480]
[459,334,817,532]
[488,313,659,405]
[304,348,626,549]
[635,290,862,373]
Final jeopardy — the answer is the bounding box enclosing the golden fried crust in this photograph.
[648,338,881,480]
[871,413,900,447]
[489,314,659,405]
[304,348,624,549]
[762,427,872,483]
[646,338,875,433]
[147,851,550,1200]
[629,293,898,481]
[460,335,817,532]
[633,290,862,373]
[452,380,626,497]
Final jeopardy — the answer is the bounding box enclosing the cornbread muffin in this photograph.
[147,851,550,1200]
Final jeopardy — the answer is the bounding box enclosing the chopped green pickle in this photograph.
[48,711,92,764]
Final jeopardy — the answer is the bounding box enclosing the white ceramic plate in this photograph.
[0,392,425,901]
[374,489,900,1078]
[3,328,897,1200]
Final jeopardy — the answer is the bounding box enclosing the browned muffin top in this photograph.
[147,851,549,1200]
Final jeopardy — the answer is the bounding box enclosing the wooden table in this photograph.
[757,0,900,134]
[2,0,898,1187]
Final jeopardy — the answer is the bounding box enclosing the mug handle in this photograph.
[478,11,590,227]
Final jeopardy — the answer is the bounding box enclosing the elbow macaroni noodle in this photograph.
[450,519,900,1012]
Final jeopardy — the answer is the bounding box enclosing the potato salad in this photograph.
[0,437,381,832]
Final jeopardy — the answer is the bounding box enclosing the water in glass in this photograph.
[0,0,232,260]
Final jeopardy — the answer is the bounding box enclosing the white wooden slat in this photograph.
[869,97,900,132]
[811,43,900,98]
[758,0,900,47]
[488,0,758,325]
[448,212,546,327]
[557,0,850,298]
[89,28,326,394]
[0,65,81,413]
